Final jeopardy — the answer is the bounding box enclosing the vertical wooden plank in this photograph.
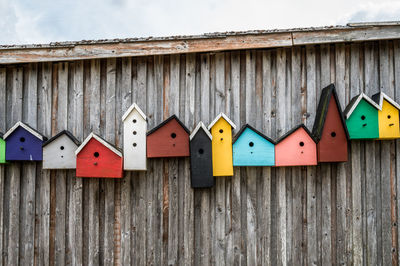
[276,48,287,266]
[67,60,84,266]
[120,57,132,266]
[261,50,274,266]
[152,55,164,266]
[335,43,348,266]
[305,45,318,266]
[319,44,332,266]
[54,62,68,265]
[37,62,52,266]
[104,58,116,265]
[197,53,212,266]
[291,46,303,265]
[88,59,101,266]
[213,52,226,266]
[349,43,363,266]
[8,67,23,266]
[19,63,37,266]
[0,67,5,266]
[364,42,379,266]
[393,40,400,266]
[183,53,195,265]
[244,50,257,266]
[379,40,395,266]
[167,54,179,265]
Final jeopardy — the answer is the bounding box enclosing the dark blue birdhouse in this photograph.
[4,121,47,161]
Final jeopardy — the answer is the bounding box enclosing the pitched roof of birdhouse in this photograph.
[43,130,81,148]
[147,115,190,136]
[343,92,381,119]
[122,103,147,121]
[208,113,236,130]
[276,124,317,144]
[3,121,47,141]
[190,122,212,140]
[312,84,349,142]
[75,132,122,157]
[371,91,400,110]
[233,124,276,145]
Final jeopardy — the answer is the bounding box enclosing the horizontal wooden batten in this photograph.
[1,25,400,64]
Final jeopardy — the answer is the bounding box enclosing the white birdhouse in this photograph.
[122,103,147,170]
[42,130,81,169]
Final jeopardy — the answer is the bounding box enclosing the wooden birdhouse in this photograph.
[190,122,214,188]
[344,93,380,139]
[4,121,47,161]
[42,130,81,169]
[208,113,236,176]
[275,124,317,167]
[0,133,5,164]
[122,103,147,170]
[371,92,400,139]
[147,115,190,158]
[232,124,275,166]
[312,84,349,162]
[75,133,123,178]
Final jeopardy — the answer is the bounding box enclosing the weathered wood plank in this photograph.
[0,67,5,266]
[19,64,37,266]
[3,26,400,64]
[276,48,287,266]
[88,59,101,266]
[8,67,23,266]
[120,57,132,266]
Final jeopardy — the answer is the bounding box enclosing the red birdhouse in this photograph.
[147,115,190,158]
[75,133,123,178]
[312,84,349,162]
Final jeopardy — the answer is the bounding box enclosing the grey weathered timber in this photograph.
[0,40,399,266]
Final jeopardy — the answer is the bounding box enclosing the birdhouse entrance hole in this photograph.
[171,133,176,138]
[361,115,366,120]
[331,132,336,137]
[133,143,137,147]
[219,129,223,133]
[198,148,204,154]
[299,141,304,147]
[133,119,137,123]
[133,131,137,135]
[94,152,99,158]
[249,142,254,147]
[20,137,25,142]
[60,146,64,150]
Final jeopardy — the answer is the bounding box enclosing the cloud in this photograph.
[336,2,400,25]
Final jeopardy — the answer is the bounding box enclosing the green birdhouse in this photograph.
[0,133,5,164]
[344,93,381,139]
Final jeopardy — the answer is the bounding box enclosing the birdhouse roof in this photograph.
[207,113,236,130]
[371,92,400,110]
[312,84,349,142]
[190,122,212,140]
[147,115,190,136]
[343,92,381,119]
[42,130,81,148]
[3,121,47,141]
[122,103,147,121]
[276,124,317,144]
[233,124,276,145]
[75,132,122,157]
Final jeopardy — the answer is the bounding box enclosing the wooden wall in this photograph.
[0,40,400,265]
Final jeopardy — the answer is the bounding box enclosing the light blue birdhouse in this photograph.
[233,124,275,166]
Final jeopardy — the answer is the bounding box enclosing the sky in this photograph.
[0,0,400,45]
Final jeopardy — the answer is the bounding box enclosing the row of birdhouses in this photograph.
[1,83,399,188]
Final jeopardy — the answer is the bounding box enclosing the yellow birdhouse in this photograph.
[208,113,236,176]
[372,92,400,139]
